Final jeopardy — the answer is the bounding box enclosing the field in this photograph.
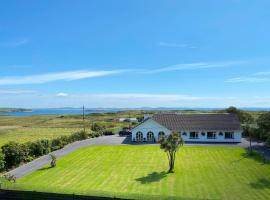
[9,145,270,200]
[0,109,265,148]
[0,127,81,147]
[0,112,137,147]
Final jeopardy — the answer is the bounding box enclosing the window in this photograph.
[207,132,216,139]
[158,131,165,140]
[189,132,199,139]
[225,132,234,139]
[182,132,187,136]
[136,132,143,142]
[147,131,155,142]
[201,132,205,136]
[219,132,223,136]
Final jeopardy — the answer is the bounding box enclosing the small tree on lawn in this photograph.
[159,132,184,173]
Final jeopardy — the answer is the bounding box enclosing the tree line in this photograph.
[225,106,270,146]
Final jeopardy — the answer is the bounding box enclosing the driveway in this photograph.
[6,135,127,179]
[6,135,270,179]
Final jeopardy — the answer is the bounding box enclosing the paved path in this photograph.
[6,136,270,179]
[6,135,127,179]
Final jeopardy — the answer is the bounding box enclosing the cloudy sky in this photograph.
[0,0,270,108]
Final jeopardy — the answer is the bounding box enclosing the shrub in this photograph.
[1,142,30,169]
[69,131,88,142]
[0,152,5,171]
[49,154,56,168]
[28,139,51,157]
[91,131,102,137]
[51,138,66,151]
[91,122,105,132]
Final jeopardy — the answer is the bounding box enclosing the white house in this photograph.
[131,113,242,143]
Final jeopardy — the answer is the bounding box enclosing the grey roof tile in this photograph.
[152,113,241,131]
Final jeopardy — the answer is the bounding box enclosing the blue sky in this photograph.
[0,0,270,108]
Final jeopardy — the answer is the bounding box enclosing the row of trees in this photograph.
[225,106,270,147]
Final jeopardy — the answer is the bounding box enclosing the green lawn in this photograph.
[8,145,270,200]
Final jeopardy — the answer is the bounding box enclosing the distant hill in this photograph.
[0,108,32,113]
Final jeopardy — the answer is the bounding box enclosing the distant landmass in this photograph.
[0,108,32,113]
[0,107,269,117]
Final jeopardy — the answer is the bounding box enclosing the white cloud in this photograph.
[226,70,270,83]
[56,93,68,97]
[158,42,197,49]
[0,89,35,95]
[226,77,269,83]
[254,71,270,76]
[0,70,124,85]
[145,60,246,73]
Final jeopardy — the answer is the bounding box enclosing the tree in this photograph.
[257,112,270,133]
[159,132,184,173]
[225,106,254,124]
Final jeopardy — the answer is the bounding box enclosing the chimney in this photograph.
[144,114,152,120]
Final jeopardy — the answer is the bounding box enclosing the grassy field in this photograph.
[9,145,270,200]
[0,112,136,147]
[0,127,81,147]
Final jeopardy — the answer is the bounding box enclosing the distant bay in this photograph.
[0,107,269,117]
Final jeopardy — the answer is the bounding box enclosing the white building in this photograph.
[131,113,242,143]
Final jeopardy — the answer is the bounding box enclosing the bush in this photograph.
[28,139,51,157]
[49,154,56,168]
[69,131,88,142]
[91,131,103,137]
[51,138,66,151]
[1,142,30,169]
[91,122,105,132]
[0,152,5,171]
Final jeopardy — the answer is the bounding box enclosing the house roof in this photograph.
[151,113,241,131]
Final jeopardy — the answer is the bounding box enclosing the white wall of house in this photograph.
[132,119,242,143]
[131,118,171,142]
[180,130,242,143]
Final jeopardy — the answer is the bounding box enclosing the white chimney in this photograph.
[144,114,152,120]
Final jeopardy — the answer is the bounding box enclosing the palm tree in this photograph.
[159,132,184,173]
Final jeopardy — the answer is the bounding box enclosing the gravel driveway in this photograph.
[6,135,270,179]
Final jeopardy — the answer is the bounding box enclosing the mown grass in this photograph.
[10,145,270,200]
